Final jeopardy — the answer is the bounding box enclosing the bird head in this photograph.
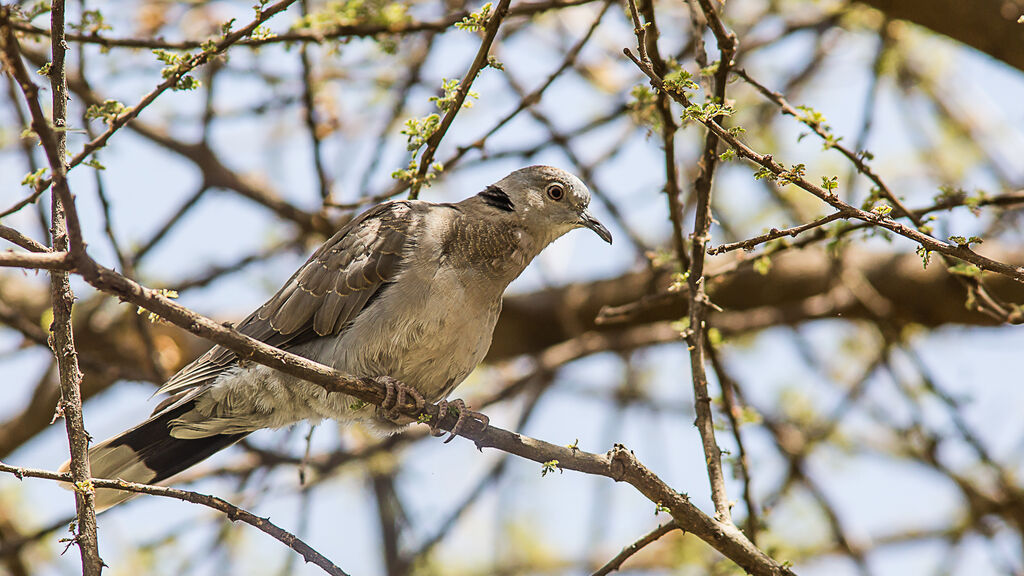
[484,165,613,247]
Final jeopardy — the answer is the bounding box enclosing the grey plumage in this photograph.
[68,165,611,510]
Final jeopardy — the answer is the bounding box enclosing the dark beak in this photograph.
[578,209,613,244]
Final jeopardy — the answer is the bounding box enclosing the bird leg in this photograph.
[378,376,425,421]
[429,398,489,443]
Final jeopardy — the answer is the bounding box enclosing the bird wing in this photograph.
[154,201,418,399]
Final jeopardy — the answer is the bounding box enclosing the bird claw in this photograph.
[379,376,425,421]
[429,398,489,444]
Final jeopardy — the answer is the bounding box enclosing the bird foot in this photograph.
[379,376,425,421]
[429,398,489,444]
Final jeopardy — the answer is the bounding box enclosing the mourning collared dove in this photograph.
[71,165,612,509]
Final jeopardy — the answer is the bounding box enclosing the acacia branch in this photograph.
[409,0,511,198]
[622,50,1024,290]
[5,0,599,50]
[0,250,73,270]
[591,522,680,576]
[25,245,793,575]
[0,462,350,576]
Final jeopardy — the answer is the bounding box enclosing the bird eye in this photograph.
[546,183,565,201]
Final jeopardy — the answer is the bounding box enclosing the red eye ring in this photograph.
[547,183,565,201]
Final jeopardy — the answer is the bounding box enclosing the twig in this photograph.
[733,67,1015,320]
[591,522,679,576]
[621,50,1024,286]
[298,0,332,203]
[0,462,351,576]
[10,0,300,200]
[707,211,846,255]
[707,345,760,544]
[5,0,599,50]
[39,251,794,574]
[29,1,103,571]
[629,0,734,521]
[409,0,512,198]
[0,224,49,253]
[0,250,74,270]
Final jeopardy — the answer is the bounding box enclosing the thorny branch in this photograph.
[409,0,511,197]
[2,4,102,572]
[0,462,350,576]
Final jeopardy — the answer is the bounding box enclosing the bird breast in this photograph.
[316,254,504,403]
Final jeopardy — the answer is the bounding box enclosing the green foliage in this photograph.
[400,114,440,151]
[152,50,201,91]
[753,166,777,182]
[486,55,504,71]
[252,0,271,18]
[719,148,735,162]
[136,289,178,323]
[249,25,276,41]
[821,175,839,194]
[455,2,493,32]
[916,245,932,268]
[860,186,883,211]
[663,67,699,96]
[707,327,723,348]
[948,235,982,248]
[795,105,827,129]
[84,99,127,125]
[20,168,47,187]
[870,204,892,217]
[684,101,734,123]
[627,85,659,130]
[296,0,410,32]
[430,78,478,112]
[540,460,561,477]
[36,62,51,76]
[777,163,806,185]
[19,1,51,19]
[391,160,443,187]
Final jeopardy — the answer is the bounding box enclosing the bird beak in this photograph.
[578,209,613,244]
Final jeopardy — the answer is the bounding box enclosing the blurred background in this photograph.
[1,0,1023,574]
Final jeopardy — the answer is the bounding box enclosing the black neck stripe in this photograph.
[479,185,515,212]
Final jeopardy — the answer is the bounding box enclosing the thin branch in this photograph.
[0,250,74,270]
[409,0,512,198]
[5,0,600,50]
[707,211,846,255]
[0,462,350,576]
[621,49,1024,289]
[47,251,794,575]
[0,224,49,253]
[591,522,680,576]
[34,1,102,571]
[298,0,332,203]
[733,67,1015,320]
[10,0,300,200]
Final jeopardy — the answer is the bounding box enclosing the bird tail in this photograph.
[59,400,247,511]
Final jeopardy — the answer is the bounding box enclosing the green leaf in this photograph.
[947,263,982,278]
[455,2,492,32]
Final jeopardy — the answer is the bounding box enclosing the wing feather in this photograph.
[155,201,417,398]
